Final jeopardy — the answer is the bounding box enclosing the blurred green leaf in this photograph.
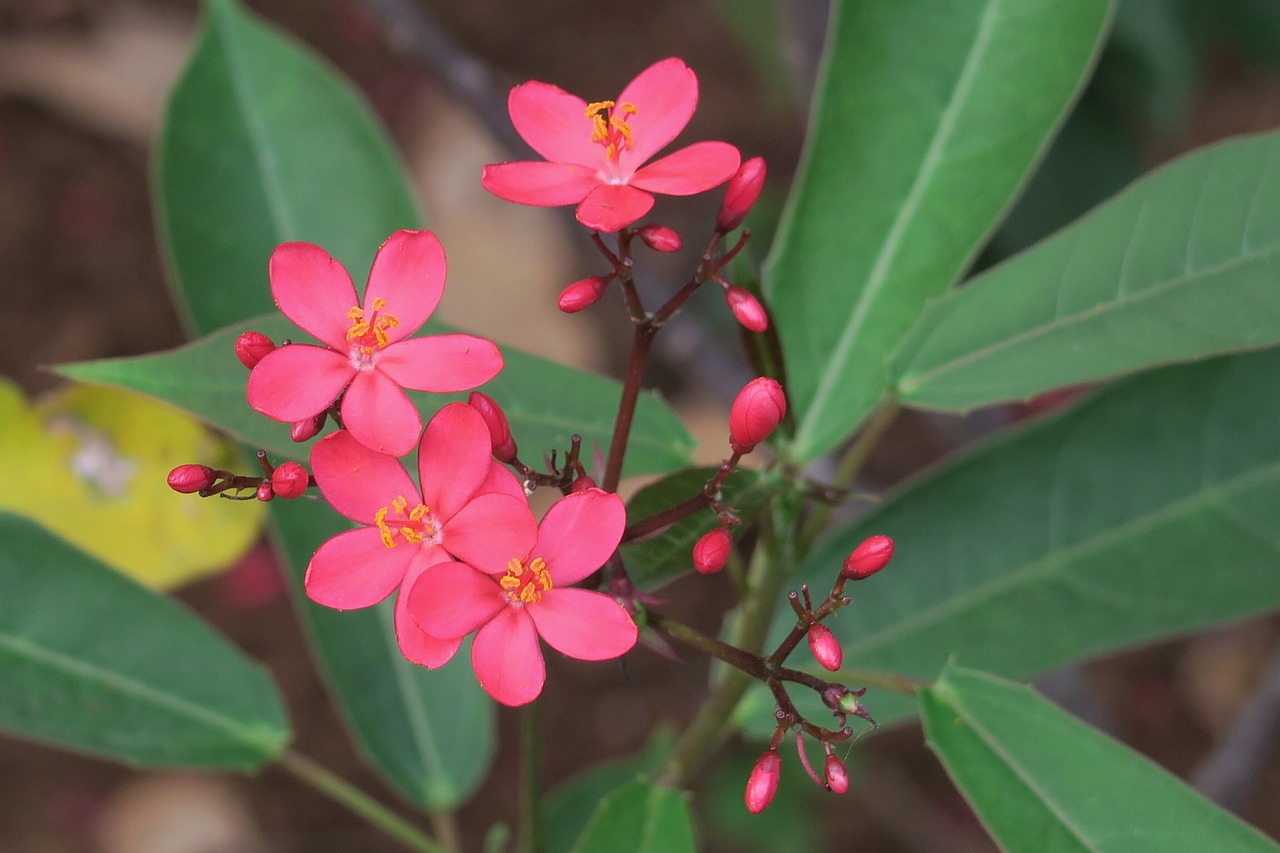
[0,512,288,768]
[58,313,693,479]
[921,665,1279,852]
[622,466,782,590]
[567,779,696,853]
[785,348,1280,725]
[895,128,1280,412]
[764,0,1113,462]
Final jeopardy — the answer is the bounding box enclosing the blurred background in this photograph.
[4,0,1280,850]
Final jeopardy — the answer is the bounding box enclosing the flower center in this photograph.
[374,495,440,548]
[585,100,637,162]
[346,297,400,368]
[499,555,552,606]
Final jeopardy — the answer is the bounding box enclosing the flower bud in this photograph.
[745,749,781,814]
[291,413,326,443]
[571,475,597,493]
[167,464,215,494]
[717,156,766,232]
[693,527,732,574]
[729,377,786,454]
[469,392,517,462]
[255,481,275,502]
[807,623,843,672]
[843,535,894,580]
[557,276,609,313]
[270,461,309,499]
[235,330,276,369]
[824,754,849,794]
[725,286,768,332]
[638,223,681,253]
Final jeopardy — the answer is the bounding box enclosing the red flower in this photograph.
[481,58,741,233]
[407,489,637,706]
[247,230,503,456]
[305,403,537,667]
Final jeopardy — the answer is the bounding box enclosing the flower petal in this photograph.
[378,335,504,393]
[395,553,464,668]
[480,462,526,500]
[508,80,601,166]
[340,369,423,457]
[305,526,413,609]
[444,493,538,572]
[481,161,599,206]
[362,229,446,343]
[575,184,654,233]
[407,561,506,640]
[537,489,625,586]
[310,429,417,522]
[530,588,637,661]
[269,242,359,348]
[417,402,491,518]
[615,58,698,169]
[473,607,544,706]
[247,344,352,422]
[630,142,742,196]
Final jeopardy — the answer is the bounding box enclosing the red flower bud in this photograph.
[745,749,781,814]
[843,534,894,580]
[557,276,609,313]
[638,223,681,253]
[469,392,517,462]
[807,623,843,671]
[824,754,849,794]
[235,330,276,369]
[725,286,768,332]
[270,461,309,499]
[571,475,597,493]
[729,377,786,454]
[255,481,275,502]
[693,527,732,574]
[167,464,215,494]
[717,156,766,232]
[291,412,326,443]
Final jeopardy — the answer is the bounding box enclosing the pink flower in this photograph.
[247,229,504,457]
[306,403,538,667]
[481,58,741,233]
[407,489,637,706]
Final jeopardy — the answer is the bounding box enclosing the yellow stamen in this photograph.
[500,556,552,605]
[374,496,435,549]
[346,297,400,356]
[585,100,638,162]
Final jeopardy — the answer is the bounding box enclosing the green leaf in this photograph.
[895,127,1280,412]
[764,0,1113,462]
[156,0,421,337]
[0,512,288,769]
[271,498,493,808]
[567,779,696,853]
[57,313,692,478]
[621,466,782,590]
[542,729,673,853]
[787,347,1280,725]
[921,665,1278,852]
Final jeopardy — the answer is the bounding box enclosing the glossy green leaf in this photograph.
[787,348,1280,725]
[764,0,1113,462]
[621,467,781,590]
[270,498,493,807]
[921,665,1278,852]
[57,313,692,478]
[567,779,696,853]
[895,128,1280,412]
[0,512,288,769]
[156,0,420,336]
[153,0,495,807]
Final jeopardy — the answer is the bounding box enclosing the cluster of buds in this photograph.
[167,451,310,502]
[741,534,895,813]
[714,157,768,332]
